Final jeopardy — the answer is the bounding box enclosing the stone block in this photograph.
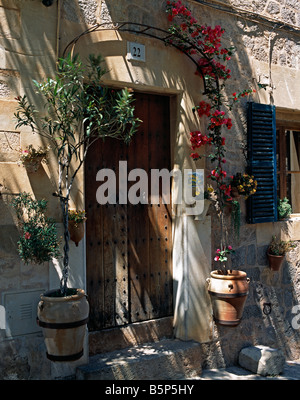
[239,346,285,376]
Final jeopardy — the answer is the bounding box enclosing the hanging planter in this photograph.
[267,235,296,271]
[23,156,44,173]
[18,144,49,173]
[37,288,89,361]
[267,253,285,271]
[68,210,87,247]
[207,269,250,326]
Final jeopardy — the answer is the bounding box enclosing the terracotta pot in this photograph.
[267,252,285,271]
[37,288,89,361]
[206,270,250,326]
[23,156,44,173]
[68,220,85,246]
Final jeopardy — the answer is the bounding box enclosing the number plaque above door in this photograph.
[127,41,145,62]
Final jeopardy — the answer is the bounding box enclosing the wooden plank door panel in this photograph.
[85,92,172,331]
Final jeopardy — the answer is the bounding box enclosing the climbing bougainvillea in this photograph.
[166,0,255,206]
[165,0,257,270]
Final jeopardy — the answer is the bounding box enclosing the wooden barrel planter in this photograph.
[206,270,250,326]
[37,288,89,361]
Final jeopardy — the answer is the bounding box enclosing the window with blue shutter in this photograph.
[247,102,277,224]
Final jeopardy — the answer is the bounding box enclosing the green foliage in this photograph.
[14,53,141,294]
[12,192,60,264]
[268,235,296,256]
[231,200,241,239]
[15,53,141,166]
[68,209,86,226]
[278,197,292,220]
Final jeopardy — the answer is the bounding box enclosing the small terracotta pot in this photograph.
[23,156,44,173]
[267,252,285,271]
[206,270,250,326]
[68,220,85,246]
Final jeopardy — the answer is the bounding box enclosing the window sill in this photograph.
[277,217,300,241]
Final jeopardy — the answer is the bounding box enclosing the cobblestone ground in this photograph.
[192,360,300,380]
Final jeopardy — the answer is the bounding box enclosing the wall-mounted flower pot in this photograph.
[206,270,250,326]
[68,220,85,246]
[23,156,44,173]
[37,288,89,361]
[267,252,285,271]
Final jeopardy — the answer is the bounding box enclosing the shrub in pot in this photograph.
[277,197,292,220]
[206,246,250,326]
[166,1,256,327]
[267,235,296,271]
[13,53,141,361]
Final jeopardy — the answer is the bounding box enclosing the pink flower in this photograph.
[214,256,220,261]
[25,232,31,240]
[228,245,233,250]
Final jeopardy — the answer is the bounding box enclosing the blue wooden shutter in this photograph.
[247,102,277,224]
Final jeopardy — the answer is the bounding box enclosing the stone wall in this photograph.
[195,0,300,366]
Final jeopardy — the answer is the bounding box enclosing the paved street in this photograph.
[194,360,300,380]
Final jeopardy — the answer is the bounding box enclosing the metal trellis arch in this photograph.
[62,21,209,92]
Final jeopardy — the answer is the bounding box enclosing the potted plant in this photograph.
[166,0,256,326]
[206,246,250,326]
[68,209,87,247]
[267,235,296,271]
[230,172,257,199]
[277,197,292,220]
[14,53,141,361]
[12,192,61,264]
[19,144,50,172]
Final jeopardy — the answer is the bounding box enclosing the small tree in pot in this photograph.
[15,53,140,295]
[14,53,141,360]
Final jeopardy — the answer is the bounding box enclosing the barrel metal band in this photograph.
[208,290,248,298]
[213,317,241,326]
[37,317,89,329]
[46,349,84,362]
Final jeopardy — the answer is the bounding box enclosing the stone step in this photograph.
[76,339,202,380]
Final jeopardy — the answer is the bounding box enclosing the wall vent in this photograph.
[2,289,45,337]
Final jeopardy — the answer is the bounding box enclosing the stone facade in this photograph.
[0,0,299,379]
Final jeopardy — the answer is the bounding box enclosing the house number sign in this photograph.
[127,42,145,62]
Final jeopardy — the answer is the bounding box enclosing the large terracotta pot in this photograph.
[37,288,89,361]
[206,270,250,326]
[68,220,85,246]
[267,252,285,271]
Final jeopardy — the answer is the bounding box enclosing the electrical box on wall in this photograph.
[2,289,45,337]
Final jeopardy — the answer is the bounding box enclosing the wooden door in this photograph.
[85,92,172,331]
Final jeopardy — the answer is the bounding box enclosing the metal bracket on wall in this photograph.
[62,22,210,93]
